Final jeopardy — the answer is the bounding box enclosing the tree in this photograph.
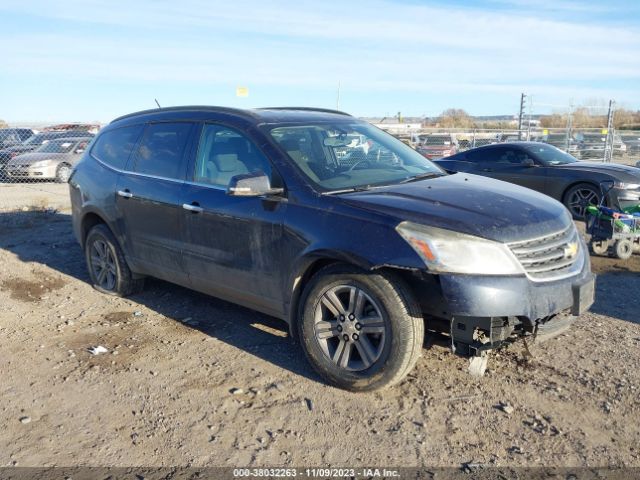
[613,108,640,129]
[436,108,474,128]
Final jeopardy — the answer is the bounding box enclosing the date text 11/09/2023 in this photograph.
[233,468,401,478]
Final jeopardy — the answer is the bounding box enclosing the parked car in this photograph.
[436,142,640,219]
[621,134,640,156]
[541,133,581,157]
[415,134,458,159]
[0,128,34,149]
[69,107,594,391]
[43,123,101,134]
[6,137,90,182]
[497,133,521,143]
[0,130,94,162]
[575,133,627,160]
[0,130,94,176]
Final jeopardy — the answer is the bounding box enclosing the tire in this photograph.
[613,239,633,260]
[534,315,574,343]
[589,239,610,256]
[85,224,144,296]
[563,183,600,220]
[297,264,424,392]
[55,163,72,183]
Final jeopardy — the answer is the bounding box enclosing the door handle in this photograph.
[182,203,203,213]
[117,189,133,198]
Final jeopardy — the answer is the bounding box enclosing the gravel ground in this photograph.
[0,202,639,469]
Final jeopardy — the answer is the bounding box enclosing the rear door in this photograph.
[115,121,197,285]
[180,123,286,317]
[468,146,548,193]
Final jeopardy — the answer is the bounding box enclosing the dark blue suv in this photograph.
[69,106,595,391]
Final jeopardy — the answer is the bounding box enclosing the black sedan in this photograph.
[435,142,640,219]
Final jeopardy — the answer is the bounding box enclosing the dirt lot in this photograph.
[0,198,639,470]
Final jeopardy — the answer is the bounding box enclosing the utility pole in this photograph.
[336,81,341,111]
[604,99,615,163]
[518,93,526,140]
[565,101,573,152]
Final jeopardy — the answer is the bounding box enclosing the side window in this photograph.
[132,122,194,179]
[193,124,272,188]
[466,147,495,163]
[91,125,144,170]
[497,149,534,165]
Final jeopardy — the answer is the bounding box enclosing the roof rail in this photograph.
[110,105,257,123]
[259,107,351,116]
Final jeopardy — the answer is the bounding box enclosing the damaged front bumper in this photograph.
[417,265,595,357]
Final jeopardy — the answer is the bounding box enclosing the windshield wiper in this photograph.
[322,185,374,195]
[399,172,444,184]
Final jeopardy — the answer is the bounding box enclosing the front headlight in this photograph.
[31,160,53,168]
[396,221,524,275]
[614,182,640,190]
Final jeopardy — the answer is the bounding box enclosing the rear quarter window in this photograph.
[91,125,144,170]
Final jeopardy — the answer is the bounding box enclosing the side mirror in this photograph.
[522,158,535,167]
[227,171,284,197]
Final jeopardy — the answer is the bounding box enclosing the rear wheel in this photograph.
[564,183,600,220]
[298,265,424,391]
[85,224,144,296]
[55,163,72,183]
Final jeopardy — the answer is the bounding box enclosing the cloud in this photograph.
[0,0,638,119]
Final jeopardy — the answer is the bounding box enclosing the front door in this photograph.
[476,146,548,193]
[180,123,286,317]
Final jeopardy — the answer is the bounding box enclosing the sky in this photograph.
[0,0,639,123]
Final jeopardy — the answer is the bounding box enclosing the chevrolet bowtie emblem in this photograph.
[564,242,579,259]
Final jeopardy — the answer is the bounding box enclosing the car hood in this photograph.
[556,161,640,179]
[1,145,37,154]
[8,152,69,165]
[338,173,572,243]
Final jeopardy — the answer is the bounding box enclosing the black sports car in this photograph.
[435,142,640,219]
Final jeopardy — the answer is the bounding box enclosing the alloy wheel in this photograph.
[313,285,387,371]
[567,188,599,218]
[90,239,117,291]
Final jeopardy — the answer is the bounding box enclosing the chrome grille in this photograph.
[507,225,582,281]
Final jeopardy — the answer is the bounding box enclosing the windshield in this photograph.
[523,143,577,165]
[268,122,444,191]
[35,139,76,154]
[23,133,50,145]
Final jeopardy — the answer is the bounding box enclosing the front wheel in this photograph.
[589,239,610,256]
[563,183,600,220]
[298,265,424,391]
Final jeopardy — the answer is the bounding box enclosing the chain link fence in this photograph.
[1,119,639,212]
[0,124,99,211]
[404,127,640,166]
